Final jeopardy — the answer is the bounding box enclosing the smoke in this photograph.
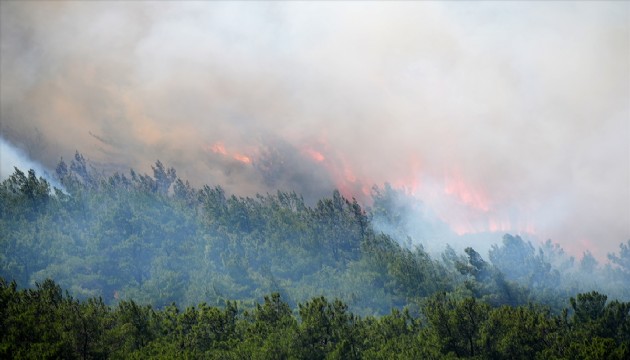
[0,136,64,190]
[1,1,628,260]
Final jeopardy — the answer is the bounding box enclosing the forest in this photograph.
[1,153,629,358]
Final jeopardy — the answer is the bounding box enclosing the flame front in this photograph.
[203,139,535,237]
[321,150,536,237]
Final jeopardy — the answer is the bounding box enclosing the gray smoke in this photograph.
[1,1,628,260]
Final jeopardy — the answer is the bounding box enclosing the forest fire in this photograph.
[202,138,537,237]
[1,2,628,358]
[318,150,535,237]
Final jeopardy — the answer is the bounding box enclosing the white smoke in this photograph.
[0,136,63,190]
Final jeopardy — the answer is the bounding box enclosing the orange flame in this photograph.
[391,157,422,196]
[233,153,252,164]
[299,143,371,201]
[488,218,511,233]
[209,142,227,155]
[204,141,252,165]
[443,173,490,212]
[303,148,325,162]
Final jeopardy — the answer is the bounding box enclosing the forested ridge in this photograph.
[1,153,629,358]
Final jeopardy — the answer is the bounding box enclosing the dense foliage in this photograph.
[1,157,451,313]
[1,155,629,357]
[1,278,628,359]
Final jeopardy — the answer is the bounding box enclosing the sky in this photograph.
[1,1,628,261]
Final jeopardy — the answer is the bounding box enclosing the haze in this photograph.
[1,1,628,260]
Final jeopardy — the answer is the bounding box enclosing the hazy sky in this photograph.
[1,1,628,260]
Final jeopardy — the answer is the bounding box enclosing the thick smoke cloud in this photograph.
[1,1,628,260]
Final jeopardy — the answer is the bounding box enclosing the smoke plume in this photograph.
[1,1,628,259]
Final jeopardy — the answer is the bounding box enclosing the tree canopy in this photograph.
[1,157,629,358]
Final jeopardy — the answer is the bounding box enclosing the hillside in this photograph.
[2,155,629,315]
